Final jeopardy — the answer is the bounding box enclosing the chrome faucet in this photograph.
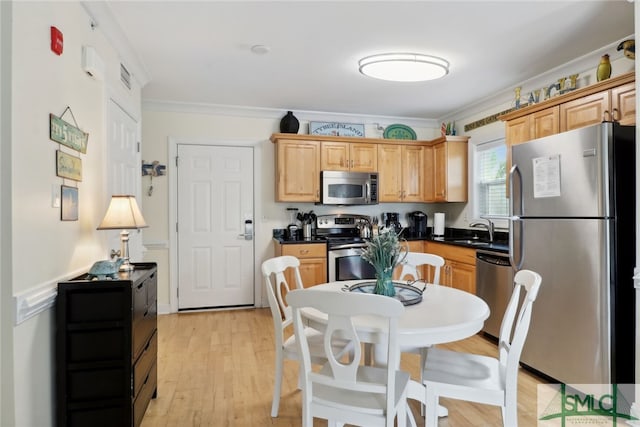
[470,218,494,242]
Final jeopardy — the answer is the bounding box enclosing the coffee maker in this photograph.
[381,212,401,233]
[408,211,428,237]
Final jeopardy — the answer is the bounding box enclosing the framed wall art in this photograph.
[61,185,78,221]
[56,150,82,181]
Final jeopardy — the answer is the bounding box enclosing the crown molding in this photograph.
[142,99,438,129]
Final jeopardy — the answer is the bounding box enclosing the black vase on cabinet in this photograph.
[280,111,300,133]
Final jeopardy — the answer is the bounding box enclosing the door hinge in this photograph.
[175,156,179,167]
[176,222,179,233]
[137,142,141,153]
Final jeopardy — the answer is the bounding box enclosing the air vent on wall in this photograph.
[120,63,131,90]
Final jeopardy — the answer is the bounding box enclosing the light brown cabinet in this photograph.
[424,241,476,294]
[425,137,468,202]
[274,241,327,287]
[274,139,320,202]
[501,72,635,194]
[320,141,377,172]
[378,144,426,202]
[271,133,469,203]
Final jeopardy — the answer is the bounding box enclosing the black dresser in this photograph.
[56,262,158,427]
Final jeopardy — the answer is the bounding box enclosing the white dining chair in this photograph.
[398,252,445,397]
[261,255,351,417]
[422,269,542,427]
[287,288,411,427]
[398,252,445,285]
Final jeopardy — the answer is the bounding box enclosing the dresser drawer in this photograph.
[133,330,157,397]
[133,362,157,427]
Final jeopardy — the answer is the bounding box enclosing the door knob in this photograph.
[238,219,253,240]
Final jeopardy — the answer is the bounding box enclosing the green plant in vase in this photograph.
[361,229,408,296]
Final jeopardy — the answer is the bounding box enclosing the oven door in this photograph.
[328,246,376,282]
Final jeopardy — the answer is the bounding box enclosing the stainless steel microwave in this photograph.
[320,171,378,205]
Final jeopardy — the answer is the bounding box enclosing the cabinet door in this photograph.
[611,82,636,125]
[423,145,435,202]
[298,258,327,287]
[377,144,403,202]
[402,145,426,202]
[505,115,531,196]
[320,142,349,171]
[449,261,476,294]
[531,106,559,138]
[350,143,378,172]
[276,140,320,202]
[433,142,447,201]
[560,91,610,132]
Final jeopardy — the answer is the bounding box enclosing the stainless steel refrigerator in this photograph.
[509,122,635,385]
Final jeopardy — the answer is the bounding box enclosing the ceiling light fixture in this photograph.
[358,53,449,82]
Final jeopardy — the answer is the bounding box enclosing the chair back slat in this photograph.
[498,269,542,390]
[287,289,404,413]
[398,252,445,284]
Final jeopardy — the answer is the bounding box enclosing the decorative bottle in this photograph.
[279,111,300,134]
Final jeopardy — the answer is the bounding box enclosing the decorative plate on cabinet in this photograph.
[383,124,417,140]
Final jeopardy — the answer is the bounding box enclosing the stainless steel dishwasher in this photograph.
[475,249,514,339]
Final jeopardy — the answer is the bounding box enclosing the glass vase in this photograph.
[374,270,395,297]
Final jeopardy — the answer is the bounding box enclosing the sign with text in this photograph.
[50,113,88,154]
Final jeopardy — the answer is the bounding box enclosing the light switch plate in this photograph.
[52,184,60,208]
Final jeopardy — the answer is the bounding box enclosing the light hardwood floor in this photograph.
[141,308,547,427]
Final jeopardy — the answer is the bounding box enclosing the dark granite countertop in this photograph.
[273,227,509,254]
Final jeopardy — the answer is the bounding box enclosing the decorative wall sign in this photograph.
[56,150,82,181]
[310,121,365,137]
[61,185,78,221]
[50,113,88,153]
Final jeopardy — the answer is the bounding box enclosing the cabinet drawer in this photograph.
[68,328,125,363]
[426,242,476,265]
[133,302,157,361]
[281,243,326,258]
[67,405,127,427]
[133,330,157,397]
[66,288,128,323]
[133,362,157,427]
[68,368,126,400]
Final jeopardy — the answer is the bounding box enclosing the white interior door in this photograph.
[177,144,254,309]
[107,99,143,261]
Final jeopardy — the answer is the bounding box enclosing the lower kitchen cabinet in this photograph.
[425,242,476,294]
[56,262,158,427]
[273,241,327,287]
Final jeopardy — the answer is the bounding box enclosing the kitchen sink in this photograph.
[451,239,491,246]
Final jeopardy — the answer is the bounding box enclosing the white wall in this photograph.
[140,108,439,309]
[6,2,142,425]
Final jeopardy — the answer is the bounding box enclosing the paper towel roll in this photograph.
[434,212,445,236]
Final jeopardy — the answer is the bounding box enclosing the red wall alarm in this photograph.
[51,26,63,55]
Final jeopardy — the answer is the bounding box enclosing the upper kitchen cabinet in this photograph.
[378,144,426,202]
[273,138,321,202]
[271,133,469,203]
[320,141,378,172]
[501,72,635,192]
[425,136,469,202]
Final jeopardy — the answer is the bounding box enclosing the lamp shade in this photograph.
[97,195,148,230]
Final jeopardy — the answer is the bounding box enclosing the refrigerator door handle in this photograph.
[509,164,524,270]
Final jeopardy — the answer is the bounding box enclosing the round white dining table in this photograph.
[299,280,490,426]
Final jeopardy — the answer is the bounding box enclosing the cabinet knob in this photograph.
[603,110,611,122]
[300,249,309,255]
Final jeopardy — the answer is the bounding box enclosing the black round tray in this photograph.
[343,281,423,306]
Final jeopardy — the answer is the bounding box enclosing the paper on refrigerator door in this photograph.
[532,155,561,198]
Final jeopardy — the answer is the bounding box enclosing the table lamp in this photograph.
[97,195,148,271]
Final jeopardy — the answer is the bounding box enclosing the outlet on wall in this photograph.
[51,184,60,208]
